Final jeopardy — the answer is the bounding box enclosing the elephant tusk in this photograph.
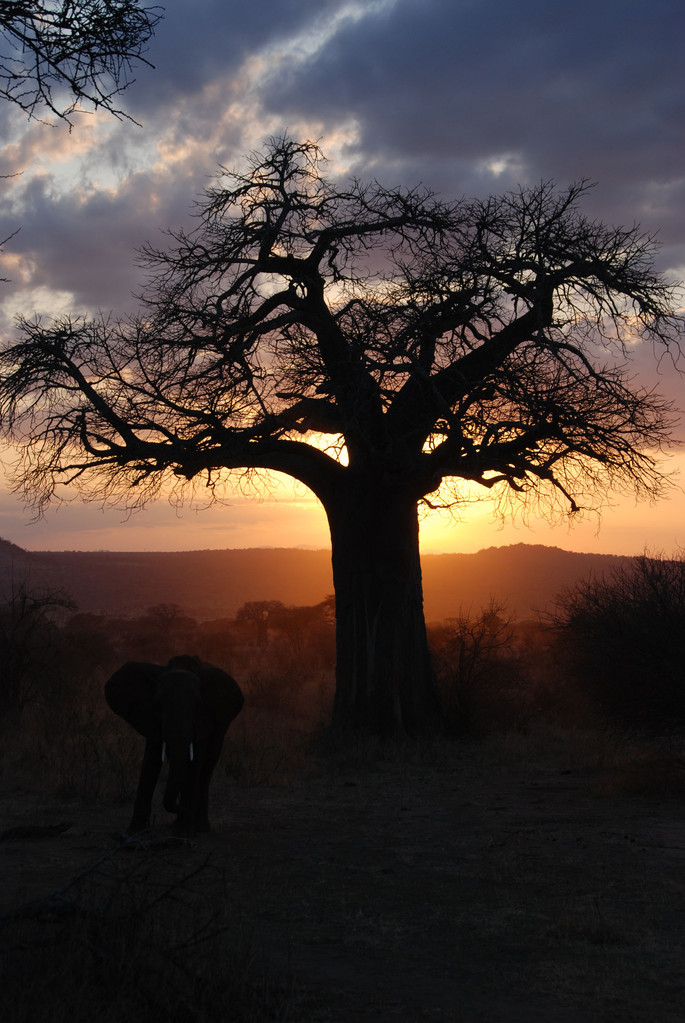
[189,742,194,762]
[161,742,166,763]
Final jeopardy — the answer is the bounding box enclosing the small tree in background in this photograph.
[0,138,681,734]
[235,600,286,649]
[0,580,75,712]
[431,603,520,732]
[550,552,685,724]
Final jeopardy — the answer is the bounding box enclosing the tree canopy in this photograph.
[0,0,161,122]
[0,137,681,732]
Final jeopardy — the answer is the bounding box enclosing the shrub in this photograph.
[549,551,685,725]
[430,603,526,733]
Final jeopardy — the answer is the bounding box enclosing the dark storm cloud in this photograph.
[260,0,682,172]
[256,0,685,268]
[122,0,349,116]
[0,175,168,315]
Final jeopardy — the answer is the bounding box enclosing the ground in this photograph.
[2,733,685,1021]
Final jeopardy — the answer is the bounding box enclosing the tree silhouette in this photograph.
[0,137,681,733]
[235,600,285,649]
[0,1,161,123]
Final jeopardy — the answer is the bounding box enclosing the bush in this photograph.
[550,551,685,725]
[429,603,594,735]
[430,604,526,733]
[0,583,77,714]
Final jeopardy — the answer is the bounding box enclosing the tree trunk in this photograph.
[327,483,439,735]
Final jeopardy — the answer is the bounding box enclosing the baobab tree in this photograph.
[0,137,681,733]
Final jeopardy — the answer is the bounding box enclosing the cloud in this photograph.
[2,0,682,300]
[0,1,406,322]
[121,0,349,116]
[0,0,681,332]
[254,0,685,261]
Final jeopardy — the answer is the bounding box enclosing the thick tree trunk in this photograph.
[326,484,440,735]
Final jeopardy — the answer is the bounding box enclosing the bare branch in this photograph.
[0,0,162,123]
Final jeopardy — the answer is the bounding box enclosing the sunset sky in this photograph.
[0,0,683,555]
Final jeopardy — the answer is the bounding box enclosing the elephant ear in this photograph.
[195,665,245,738]
[104,661,165,738]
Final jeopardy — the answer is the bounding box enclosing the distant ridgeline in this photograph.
[0,538,633,622]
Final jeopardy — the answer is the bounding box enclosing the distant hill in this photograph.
[0,538,634,622]
[421,543,632,621]
[0,542,334,620]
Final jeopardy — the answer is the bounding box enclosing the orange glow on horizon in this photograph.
[3,454,685,558]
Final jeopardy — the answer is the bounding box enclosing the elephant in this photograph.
[105,654,244,835]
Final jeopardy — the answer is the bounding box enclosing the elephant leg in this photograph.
[192,758,216,832]
[129,738,163,833]
[193,736,225,832]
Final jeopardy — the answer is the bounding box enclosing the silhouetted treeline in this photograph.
[3,552,685,737]
[0,590,337,723]
[0,589,339,801]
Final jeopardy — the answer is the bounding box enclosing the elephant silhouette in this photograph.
[105,655,244,834]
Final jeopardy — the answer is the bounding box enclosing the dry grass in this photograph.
[4,665,685,809]
[1,845,302,1023]
[588,745,685,797]
[5,655,685,1021]
[221,707,316,788]
[3,716,685,1020]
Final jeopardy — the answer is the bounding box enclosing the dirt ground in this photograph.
[2,734,685,1021]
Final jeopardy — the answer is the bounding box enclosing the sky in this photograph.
[0,0,683,555]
